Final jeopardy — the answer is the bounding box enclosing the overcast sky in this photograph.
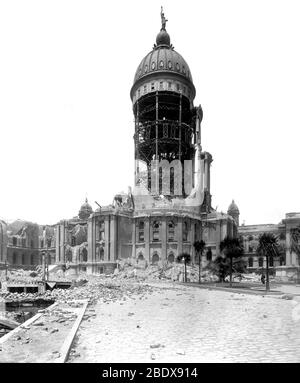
[0,0,299,226]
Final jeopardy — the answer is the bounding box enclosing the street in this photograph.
[69,282,300,363]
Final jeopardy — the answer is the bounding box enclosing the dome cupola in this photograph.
[228,200,240,214]
[227,200,240,226]
[78,198,93,220]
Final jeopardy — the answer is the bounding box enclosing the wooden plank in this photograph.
[0,301,58,345]
[0,318,19,330]
[55,300,89,363]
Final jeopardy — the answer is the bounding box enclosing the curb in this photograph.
[55,299,89,363]
[179,283,285,297]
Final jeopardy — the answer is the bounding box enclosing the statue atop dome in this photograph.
[160,6,168,30]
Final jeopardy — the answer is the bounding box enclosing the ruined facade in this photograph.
[239,213,300,281]
[0,220,7,266]
[0,219,55,268]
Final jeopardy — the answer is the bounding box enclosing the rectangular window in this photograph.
[176,84,180,91]
[168,82,172,90]
[144,85,147,94]
[159,81,163,90]
[183,86,186,94]
[139,232,144,242]
[151,82,155,91]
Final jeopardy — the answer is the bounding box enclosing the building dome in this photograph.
[78,198,93,220]
[227,200,239,214]
[133,45,193,85]
[130,9,195,102]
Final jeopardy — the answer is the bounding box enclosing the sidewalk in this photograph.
[182,281,300,298]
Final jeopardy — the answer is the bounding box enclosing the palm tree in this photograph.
[290,227,300,283]
[219,236,243,287]
[177,253,191,282]
[257,233,280,291]
[193,240,206,284]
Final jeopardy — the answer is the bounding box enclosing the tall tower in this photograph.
[130,9,202,199]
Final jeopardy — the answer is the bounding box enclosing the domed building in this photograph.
[73,9,238,275]
[227,200,240,226]
[0,10,239,276]
[78,199,93,220]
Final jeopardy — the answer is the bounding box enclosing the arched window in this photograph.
[269,256,274,267]
[248,257,253,267]
[12,236,17,246]
[31,240,34,248]
[30,254,35,265]
[280,256,285,266]
[259,257,264,267]
[82,248,88,262]
[206,249,212,261]
[12,252,17,264]
[47,238,52,248]
[138,221,144,242]
[168,221,175,242]
[248,246,253,253]
[152,253,159,264]
[40,239,44,248]
[71,236,76,246]
[167,252,175,263]
[152,221,160,242]
[137,252,144,262]
[183,221,188,242]
[47,253,51,265]
[21,254,25,265]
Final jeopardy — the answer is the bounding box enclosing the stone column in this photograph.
[104,217,110,262]
[145,219,150,262]
[132,220,136,258]
[87,217,94,263]
[191,220,195,263]
[110,215,117,262]
[177,217,183,255]
[161,218,167,262]
[285,230,292,266]
[55,224,60,263]
[60,222,66,263]
[215,221,221,256]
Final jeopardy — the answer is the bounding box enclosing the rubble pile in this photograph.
[114,261,219,283]
[0,275,156,305]
[0,269,41,285]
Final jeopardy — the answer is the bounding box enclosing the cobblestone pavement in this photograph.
[69,282,300,363]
